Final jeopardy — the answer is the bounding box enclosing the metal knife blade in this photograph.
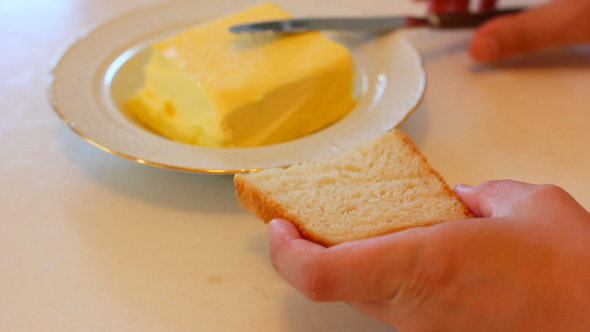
[229,16,411,33]
[229,8,523,34]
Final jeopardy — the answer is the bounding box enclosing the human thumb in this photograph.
[469,0,590,62]
[452,180,540,218]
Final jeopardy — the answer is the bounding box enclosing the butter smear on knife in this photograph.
[127,2,356,148]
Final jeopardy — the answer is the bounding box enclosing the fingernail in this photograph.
[269,218,290,228]
[453,184,472,191]
[269,218,281,225]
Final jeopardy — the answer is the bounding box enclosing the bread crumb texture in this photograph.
[234,129,472,246]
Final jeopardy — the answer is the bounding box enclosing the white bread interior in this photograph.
[234,129,472,246]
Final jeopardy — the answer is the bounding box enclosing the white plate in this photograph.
[49,0,426,174]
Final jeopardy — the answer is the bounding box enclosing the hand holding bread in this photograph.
[268,180,590,331]
[233,128,589,331]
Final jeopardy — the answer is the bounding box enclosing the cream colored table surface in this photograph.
[1,0,589,331]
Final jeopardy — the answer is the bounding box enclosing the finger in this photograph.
[268,219,428,302]
[453,180,538,217]
[470,0,590,62]
[267,219,326,289]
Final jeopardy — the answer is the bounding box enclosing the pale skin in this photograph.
[268,180,590,331]
[415,0,590,62]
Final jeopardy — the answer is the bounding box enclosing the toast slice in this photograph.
[234,129,472,246]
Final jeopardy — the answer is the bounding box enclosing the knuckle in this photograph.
[476,179,508,193]
[397,244,456,304]
[268,245,282,265]
[419,247,455,288]
[534,184,567,198]
[472,179,511,200]
[530,184,574,208]
[268,247,287,273]
[300,257,332,302]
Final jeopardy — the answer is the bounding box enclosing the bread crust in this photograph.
[235,175,330,245]
[394,130,473,220]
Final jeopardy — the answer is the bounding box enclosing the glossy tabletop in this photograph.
[1,0,589,331]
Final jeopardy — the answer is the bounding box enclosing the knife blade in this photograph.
[229,8,522,33]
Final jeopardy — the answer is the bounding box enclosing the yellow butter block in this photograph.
[127,2,356,148]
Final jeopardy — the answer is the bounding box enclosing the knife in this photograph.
[229,8,523,33]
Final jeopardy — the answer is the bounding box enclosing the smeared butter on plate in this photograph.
[127,2,356,148]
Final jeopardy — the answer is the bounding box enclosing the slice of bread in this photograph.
[234,129,472,246]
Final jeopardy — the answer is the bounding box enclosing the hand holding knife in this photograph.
[229,8,523,34]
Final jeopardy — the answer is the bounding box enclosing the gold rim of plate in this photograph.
[48,0,427,174]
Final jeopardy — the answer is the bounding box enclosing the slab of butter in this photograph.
[127,2,356,148]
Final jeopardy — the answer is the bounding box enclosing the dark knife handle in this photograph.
[430,8,524,28]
